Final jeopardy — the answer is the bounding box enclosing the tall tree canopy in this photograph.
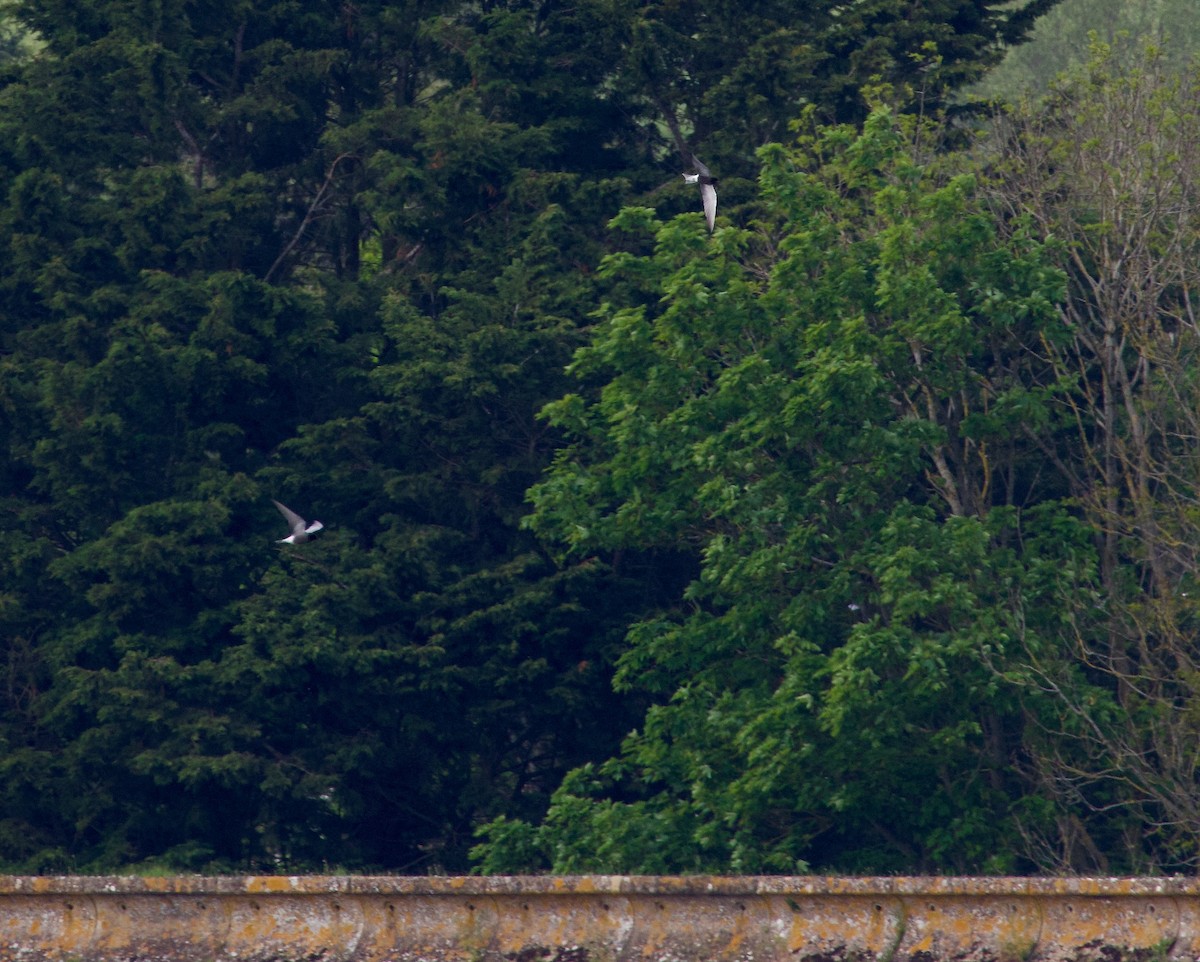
[474,107,1074,874]
[477,42,1200,874]
[0,0,1074,873]
[982,40,1200,872]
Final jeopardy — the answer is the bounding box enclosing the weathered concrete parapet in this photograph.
[0,875,1193,962]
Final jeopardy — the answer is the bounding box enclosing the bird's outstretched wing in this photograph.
[689,155,717,231]
[700,183,717,232]
[272,499,305,535]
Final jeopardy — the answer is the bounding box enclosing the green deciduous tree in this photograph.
[474,106,1075,874]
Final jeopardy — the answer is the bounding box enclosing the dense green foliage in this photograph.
[8,0,1200,876]
[474,41,1200,874]
[475,110,1075,874]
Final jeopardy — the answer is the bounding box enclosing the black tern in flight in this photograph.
[273,499,324,544]
[683,155,717,232]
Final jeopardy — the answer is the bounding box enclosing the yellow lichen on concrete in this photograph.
[3,876,1200,961]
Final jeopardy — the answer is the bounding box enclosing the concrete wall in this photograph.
[0,875,1195,962]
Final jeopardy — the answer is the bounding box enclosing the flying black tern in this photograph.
[273,499,324,544]
[683,155,718,232]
